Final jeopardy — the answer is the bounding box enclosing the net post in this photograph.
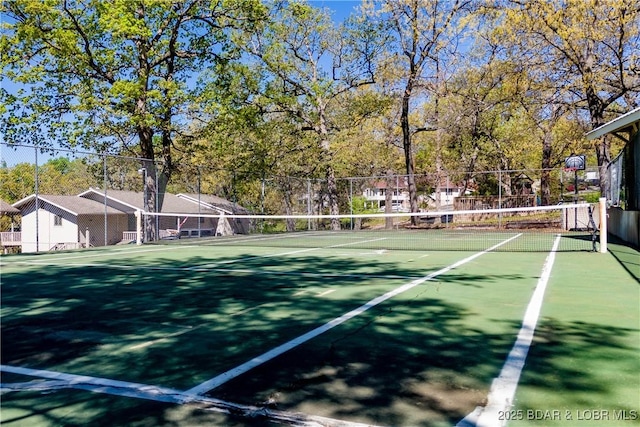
[135,209,143,246]
[599,197,607,253]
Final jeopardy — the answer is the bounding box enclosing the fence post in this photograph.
[34,145,40,252]
[135,210,142,245]
[103,154,108,246]
[350,178,353,230]
[599,197,607,253]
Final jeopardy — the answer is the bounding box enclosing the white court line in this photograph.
[0,364,381,427]
[316,289,335,297]
[406,254,430,262]
[2,256,421,281]
[1,364,189,403]
[0,245,198,266]
[0,232,320,267]
[457,234,562,427]
[200,237,390,270]
[185,233,523,396]
[0,230,343,268]
[2,237,388,274]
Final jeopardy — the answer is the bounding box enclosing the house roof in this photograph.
[177,193,249,214]
[78,189,242,214]
[0,199,20,215]
[586,107,640,141]
[78,189,142,211]
[369,179,409,190]
[12,195,125,216]
[11,188,247,217]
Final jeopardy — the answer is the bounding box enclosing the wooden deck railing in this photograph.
[122,231,137,242]
[0,232,21,246]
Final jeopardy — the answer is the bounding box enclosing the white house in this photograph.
[79,189,250,237]
[11,189,250,253]
[427,184,469,207]
[363,180,410,211]
[362,177,469,211]
[12,194,128,253]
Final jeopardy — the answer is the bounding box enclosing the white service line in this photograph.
[457,234,562,427]
[0,364,188,403]
[2,237,389,274]
[0,364,382,427]
[0,245,198,266]
[184,233,523,396]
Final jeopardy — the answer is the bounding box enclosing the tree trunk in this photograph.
[317,101,341,231]
[138,126,156,242]
[401,79,419,225]
[585,77,610,198]
[325,164,340,230]
[385,169,394,229]
[281,177,296,232]
[540,129,553,206]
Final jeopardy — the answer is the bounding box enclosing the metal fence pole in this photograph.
[103,153,108,246]
[34,145,39,252]
[349,178,353,230]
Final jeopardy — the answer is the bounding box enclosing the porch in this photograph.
[1,232,21,254]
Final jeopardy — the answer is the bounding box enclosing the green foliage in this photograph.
[0,163,36,203]
[1,0,637,213]
[0,158,98,202]
[583,192,601,203]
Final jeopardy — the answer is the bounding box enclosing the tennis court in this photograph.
[1,226,638,426]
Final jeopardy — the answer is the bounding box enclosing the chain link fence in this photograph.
[1,142,601,253]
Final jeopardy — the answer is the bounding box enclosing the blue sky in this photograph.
[311,0,362,19]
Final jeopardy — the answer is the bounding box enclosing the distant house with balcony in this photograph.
[426,184,470,208]
[362,180,410,211]
[362,177,470,211]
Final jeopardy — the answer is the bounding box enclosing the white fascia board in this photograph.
[175,193,233,214]
[586,108,640,140]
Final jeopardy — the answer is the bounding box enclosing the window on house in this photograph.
[54,215,62,226]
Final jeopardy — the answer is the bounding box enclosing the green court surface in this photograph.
[1,234,638,426]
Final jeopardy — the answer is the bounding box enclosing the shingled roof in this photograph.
[0,199,20,215]
[78,189,243,214]
[12,195,125,216]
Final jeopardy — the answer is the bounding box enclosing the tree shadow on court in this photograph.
[1,252,637,426]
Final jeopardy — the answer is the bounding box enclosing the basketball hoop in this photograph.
[564,155,586,171]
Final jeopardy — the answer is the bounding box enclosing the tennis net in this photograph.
[137,201,604,253]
